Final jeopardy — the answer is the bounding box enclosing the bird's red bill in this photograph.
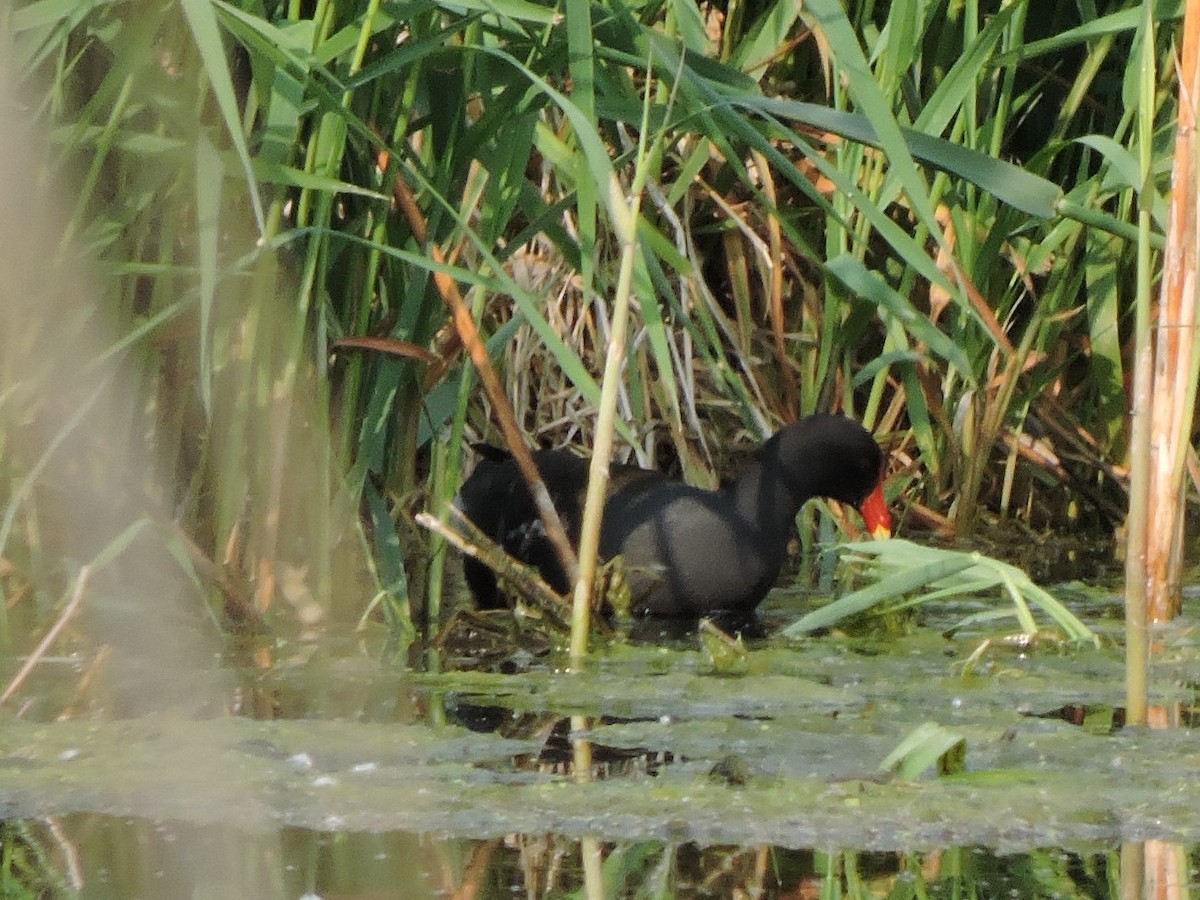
[859,482,892,538]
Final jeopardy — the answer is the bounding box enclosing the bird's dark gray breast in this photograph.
[600,483,782,616]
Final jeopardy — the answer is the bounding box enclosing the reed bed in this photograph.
[0,0,1185,642]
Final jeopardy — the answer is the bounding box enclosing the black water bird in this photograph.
[456,414,891,618]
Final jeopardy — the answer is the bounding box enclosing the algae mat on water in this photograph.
[1,622,1199,852]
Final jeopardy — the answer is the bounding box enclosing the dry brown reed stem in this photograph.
[450,837,501,900]
[0,565,91,707]
[1145,0,1200,622]
[387,167,579,587]
[44,817,84,891]
[1144,839,1187,900]
[331,335,439,365]
[946,257,1015,355]
[56,644,111,721]
[752,149,798,420]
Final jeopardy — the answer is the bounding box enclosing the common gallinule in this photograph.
[456,414,891,618]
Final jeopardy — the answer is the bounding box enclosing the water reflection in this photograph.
[10,817,1178,898]
[6,609,1200,897]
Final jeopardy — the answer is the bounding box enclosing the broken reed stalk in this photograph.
[415,510,576,634]
[388,168,580,591]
